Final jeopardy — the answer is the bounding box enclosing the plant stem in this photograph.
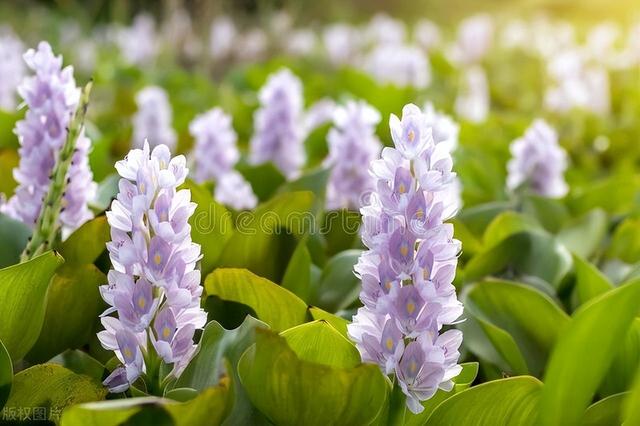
[20,81,93,262]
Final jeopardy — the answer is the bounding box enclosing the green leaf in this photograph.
[483,211,541,249]
[0,213,31,269]
[321,209,361,256]
[0,339,11,409]
[238,329,389,426]
[216,191,314,281]
[89,173,119,213]
[521,194,569,233]
[557,209,607,259]
[582,392,627,426]
[280,320,360,368]
[457,201,513,236]
[464,231,572,288]
[451,218,482,260]
[183,179,234,275]
[538,278,640,425]
[308,306,349,338]
[425,376,543,426]
[204,268,308,331]
[404,362,479,425]
[237,162,286,202]
[0,150,18,197]
[61,385,230,426]
[49,350,106,382]
[0,251,64,360]
[277,167,330,211]
[463,280,570,376]
[6,364,107,421]
[572,254,613,306]
[27,264,105,363]
[311,249,362,312]
[281,239,312,302]
[569,176,640,215]
[624,364,640,424]
[607,217,640,263]
[58,216,110,265]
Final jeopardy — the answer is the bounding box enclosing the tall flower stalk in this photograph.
[0,42,96,258]
[98,141,206,393]
[348,104,464,414]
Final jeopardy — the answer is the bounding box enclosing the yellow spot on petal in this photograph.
[154,254,162,265]
[410,360,417,374]
[408,130,415,142]
[137,296,146,309]
[385,280,392,290]
[124,347,133,359]
[398,184,406,194]
[416,208,424,219]
[160,160,167,169]
[386,338,394,351]
[140,183,146,193]
[160,212,168,221]
[163,326,171,339]
[406,301,416,315]
[400,244,409,257]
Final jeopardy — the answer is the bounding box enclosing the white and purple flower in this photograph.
[132,86,177,151]
[99,142,206,392]
[348,103,464,414]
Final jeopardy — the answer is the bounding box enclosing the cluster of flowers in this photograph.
[324,100,381,210]
[189,107,257,210]
[0,41,95,237]
[133,86,177,152]
[507,119,568,198]
[99,142,206,392]
[250,69,305,179]
[348,104,464,414]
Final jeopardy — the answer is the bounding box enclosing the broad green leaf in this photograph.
[624,363,640,425]
[0,251,64,360]
[176,317,268,392]
[459,314,528,375]
[0,150,18,197]
[404,362,479,425]
[483,211,541,249]
[0,213,31,268]
[521,194,569,233]
[572,254,613,306]
[451,218,482,260]
[0,339,11,409]
[238,329,389,426]
[281,239,312,302]
[61,385,230,426]
[457,201,513,237]
[601,319,640,396]
[463,280,569,376]
[308,306,349,338]
[321,209,361,256]
[6,364,107,422]
[175,317,269,425]
[50,350,105,382]
[183,179,234,275]
[311,249,362,312]
[58,216,110,265]
[237,162,286,202]
[277,167,330,212]
[569,177,640,215]
[216,191,314,281]
[464,230,572,288]
[27,264,105,363]
[557,209,607,259]
[204,268,308,331]
[539,278,640,425]
[280,320,360,368]
[425,376,543,426]
[582,392,627,426]
[607,217,640,263]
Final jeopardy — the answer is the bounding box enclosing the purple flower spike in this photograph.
[249,68,305,179]
[99,141,207,393]
[132,86,176,151]
[324,100,382,210]
[507,119,568,198]
[0,41,96,237]
[348,103,463,414]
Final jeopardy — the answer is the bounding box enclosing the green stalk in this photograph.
[21,81,93,262]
